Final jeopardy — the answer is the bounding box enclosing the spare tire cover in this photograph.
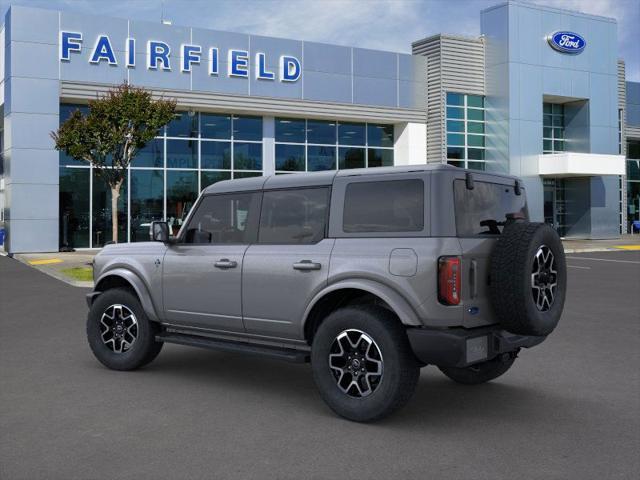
[489,222,566,336]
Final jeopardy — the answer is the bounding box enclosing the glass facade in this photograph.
[274,118,394,173]
[543,178,569,237]
[92,169,127,246]
[59,167,90,249]
[445,92,486,170]
[130,169,164,243]
[57,106,397,248]
[543,103,565,154]
[541,102,566,233]
[627,140,640,232]
[58,104,263,248]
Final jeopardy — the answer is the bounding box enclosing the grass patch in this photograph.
[60,267,93,282]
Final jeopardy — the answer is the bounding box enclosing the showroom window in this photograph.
[543,103,565,154]
[445,93,486,170]
[274,118,394,173]
[92,168,127,246]
[58,104,263,248]
[59,167,90,249]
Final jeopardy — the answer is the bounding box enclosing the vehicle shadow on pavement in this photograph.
[117,344,577,429]
[137,345,319,400]
[389,375,564,429]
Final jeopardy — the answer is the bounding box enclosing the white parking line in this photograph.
[568,265,591,269]
[566,256,640,265]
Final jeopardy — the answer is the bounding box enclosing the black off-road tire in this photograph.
[490,221,566,336]
[87,288,163,371]
[311,305,420,422]
[439,354,516,385]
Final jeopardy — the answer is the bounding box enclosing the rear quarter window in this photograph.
[454,179,528,236]
[343,179,424,233]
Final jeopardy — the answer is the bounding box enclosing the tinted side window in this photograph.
[343,179,424,233]
[183,193,260,244]
[454,180,528,236]
[259,188,329,244]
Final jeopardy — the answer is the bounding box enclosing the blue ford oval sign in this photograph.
[547,31,586,54]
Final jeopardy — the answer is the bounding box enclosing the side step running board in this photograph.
[156,332,310,363]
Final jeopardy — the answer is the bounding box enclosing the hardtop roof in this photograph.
[201,164,519,194]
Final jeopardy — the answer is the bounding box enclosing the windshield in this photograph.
[454,179,528,236]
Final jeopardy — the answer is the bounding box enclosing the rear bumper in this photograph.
[406,325,546,368]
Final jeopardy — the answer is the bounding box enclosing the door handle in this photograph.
[214,259,238,269]
[293,260,321,271]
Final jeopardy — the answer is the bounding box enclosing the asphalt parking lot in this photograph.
[1,250,639,480]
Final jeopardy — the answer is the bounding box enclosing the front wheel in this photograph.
[87,288,163,371]
[311,305,420,422]
[438,353,516,385]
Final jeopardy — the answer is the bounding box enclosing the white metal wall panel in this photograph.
[412,34,485,163]
[413,37,443,163]
[618,60,626,110]
[440,36,485,96]
[60,81,427,124]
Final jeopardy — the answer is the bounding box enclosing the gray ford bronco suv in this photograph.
[87,165,566,421]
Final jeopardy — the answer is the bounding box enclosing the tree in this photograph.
[52,83,176,243]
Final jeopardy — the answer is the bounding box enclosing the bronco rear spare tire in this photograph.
[490,221,566,336]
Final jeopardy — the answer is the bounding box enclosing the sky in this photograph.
[0,0,638,80]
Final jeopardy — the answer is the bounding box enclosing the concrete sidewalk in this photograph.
[5,234,640,288]
[562,234,640,253]
[9,250,98,287]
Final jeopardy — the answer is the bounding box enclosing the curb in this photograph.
[563,247,617,254]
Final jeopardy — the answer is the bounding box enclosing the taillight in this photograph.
[438,256,461,305]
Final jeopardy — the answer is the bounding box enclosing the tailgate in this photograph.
[458,237,499,328]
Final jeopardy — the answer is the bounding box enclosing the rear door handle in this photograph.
[214,259,237,269]
[293,260,321,271]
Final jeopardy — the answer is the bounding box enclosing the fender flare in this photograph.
[94,268,161,322]
[302,279,422,336]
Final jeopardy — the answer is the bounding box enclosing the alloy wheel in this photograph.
[99,304,138,353]
[328,329,384,398]
[531,245,558,312]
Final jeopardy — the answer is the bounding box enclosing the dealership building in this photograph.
[0,1,639,252]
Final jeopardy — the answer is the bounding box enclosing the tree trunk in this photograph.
[110,181,123,244]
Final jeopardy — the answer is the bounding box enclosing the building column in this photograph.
[3,6,60,253]
[393,122,427,165]
[262,116,275,175]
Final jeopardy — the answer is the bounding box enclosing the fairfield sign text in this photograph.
[59,31,302,82]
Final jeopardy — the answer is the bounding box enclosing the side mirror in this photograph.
[150,221,170,243]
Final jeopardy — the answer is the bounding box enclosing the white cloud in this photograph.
[0,0,637,80]
[190,0,427,52]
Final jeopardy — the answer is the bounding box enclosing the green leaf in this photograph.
[51,82,176,189]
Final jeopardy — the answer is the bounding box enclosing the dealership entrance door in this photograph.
[543,178,570,237]
[542,175,620,239]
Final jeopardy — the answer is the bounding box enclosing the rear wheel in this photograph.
[438,353,516,385]
[311,305,420,422]
[87,288,163,371]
